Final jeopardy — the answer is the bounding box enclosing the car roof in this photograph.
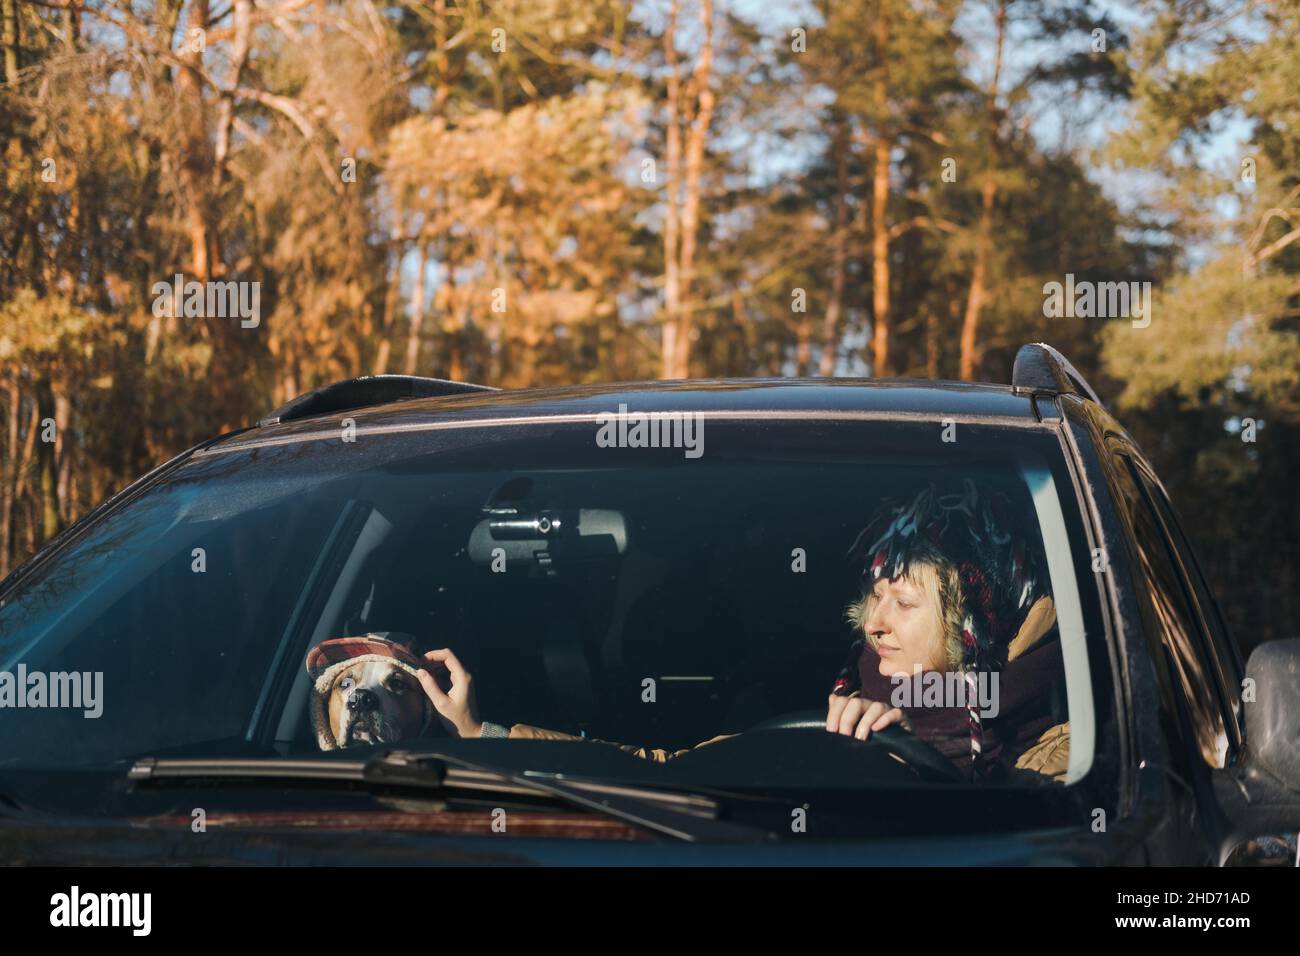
[212,378,1047,452]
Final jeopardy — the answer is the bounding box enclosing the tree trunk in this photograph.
[13,400,38,504]
[795,316,812,374]
[432,0,451,116]
[404,242,430,376]
[173,0,258,429]
[958,0,1006,381]
[176,0,218,281]
[448,332,465,381]
[819,121,851,376]
[672,0,715,379]
[448,276,470,381]
[374,226,403,374]
[282,368,297,404]
[869,0,892,376]
[959,175,997,380]
[211,0,253,189]
[1,0,19,84]
[661,0,682,378]
[63,3,78,50]
[0,379,18,576]
[35,379,60,545]
[926,306,939,378]
[55,391,71,525]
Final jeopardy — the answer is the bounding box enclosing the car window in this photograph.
[0,419,1101,798]
[0,473,343,766]
[1108,449,1231,768]
[1128,461,1243,758]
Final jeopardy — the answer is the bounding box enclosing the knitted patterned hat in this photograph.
[834,479,1048,777]
[306,635,435,751]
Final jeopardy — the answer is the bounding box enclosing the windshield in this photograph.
[0,416,1103,803]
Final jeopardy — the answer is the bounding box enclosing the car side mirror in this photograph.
[1215,639,1300,864]
[1245,638,1300,792]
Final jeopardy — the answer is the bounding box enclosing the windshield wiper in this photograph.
[127,751,775,844]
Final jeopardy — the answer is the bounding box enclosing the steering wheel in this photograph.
[747,709,965,783]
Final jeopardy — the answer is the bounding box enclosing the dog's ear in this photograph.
[312,662,349,752]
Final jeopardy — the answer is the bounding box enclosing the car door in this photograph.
[1104,438,1240,862]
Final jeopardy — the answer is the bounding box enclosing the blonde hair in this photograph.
[846,554,965,672]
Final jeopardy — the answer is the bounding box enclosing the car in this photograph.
[1,342,1297,866]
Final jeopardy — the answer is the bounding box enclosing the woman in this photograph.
[414,480,1070,781]
[824,480,1069,781]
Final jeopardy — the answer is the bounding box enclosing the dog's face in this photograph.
[326,660,428,748]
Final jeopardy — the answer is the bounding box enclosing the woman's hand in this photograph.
[825,692,909,740]
[417,648,482,738]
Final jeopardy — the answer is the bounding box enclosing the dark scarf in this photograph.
[854,635,1063,782]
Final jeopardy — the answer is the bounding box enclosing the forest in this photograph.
[1,0,1297,649]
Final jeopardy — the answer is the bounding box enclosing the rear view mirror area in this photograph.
[468,477,628,575]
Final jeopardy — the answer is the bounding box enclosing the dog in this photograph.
[306,635,441,751]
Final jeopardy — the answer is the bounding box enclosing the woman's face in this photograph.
[863,571,946,678]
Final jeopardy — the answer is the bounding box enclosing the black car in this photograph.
[1,343,1297,865]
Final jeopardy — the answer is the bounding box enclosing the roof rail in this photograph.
[1011,343,1103,406]
[258,375,497,427]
